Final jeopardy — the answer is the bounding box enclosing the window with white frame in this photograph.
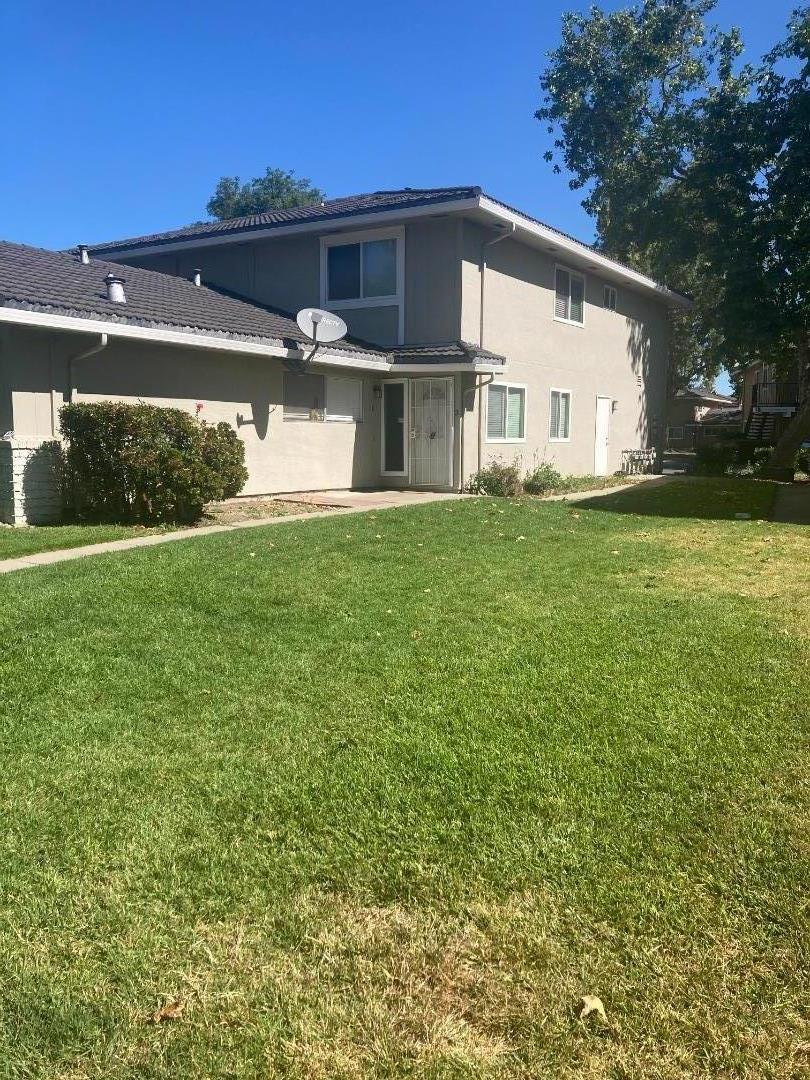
[554,266,585,325]
[603,284,617,311]
[326,237,398,302]
[284,373,363,422]
[549,389,571,441]
[487,383,526,442]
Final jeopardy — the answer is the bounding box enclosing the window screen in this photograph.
[363,239,397,297]
[326,376,363,422]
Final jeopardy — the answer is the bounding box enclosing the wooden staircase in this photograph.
[745,412,781,442]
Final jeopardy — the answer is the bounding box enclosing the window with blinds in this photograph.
[487,384,526,441]
[603,284,617,311]
[554,267,585,324]
[549,389,571,441]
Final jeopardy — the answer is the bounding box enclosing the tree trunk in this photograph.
[762,339,810,481]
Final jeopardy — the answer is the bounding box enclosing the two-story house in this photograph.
[0,187,689,523]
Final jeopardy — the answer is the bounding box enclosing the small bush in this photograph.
[523,462,563,495]
[695,437,773,476]
[59,402,248,524]
[466,459,523,497]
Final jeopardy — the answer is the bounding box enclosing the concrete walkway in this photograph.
[770,483,810,525]
[0,480,663,576]
[0,490,465,575]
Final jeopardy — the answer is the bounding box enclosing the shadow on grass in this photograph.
[574,477,778,521]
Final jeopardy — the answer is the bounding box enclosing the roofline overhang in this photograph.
[0,304,430,372]
[93,192,691,308]
[391,362,505,374]
[91,198,483,260]
[476,196,693,309]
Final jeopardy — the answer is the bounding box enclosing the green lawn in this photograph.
[0,478,806,1078]
[0,522,166,560]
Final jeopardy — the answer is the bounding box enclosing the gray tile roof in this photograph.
[390,342,505,366]
[0,241,381,353]
[88,188,482,255]
[0,242,503,367]
[85,185,687,302]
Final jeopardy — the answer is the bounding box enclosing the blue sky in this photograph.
[0,0,796,251]
[0,1,796,391]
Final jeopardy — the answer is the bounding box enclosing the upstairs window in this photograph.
[549,389,571,441]
[603,284,617,311]
[487,383,526,442]
[555,267,585,325]
[327,237,397,302]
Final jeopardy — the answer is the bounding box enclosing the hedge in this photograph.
[59,402,248,523]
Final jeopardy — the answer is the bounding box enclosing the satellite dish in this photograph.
[296,307,348,344]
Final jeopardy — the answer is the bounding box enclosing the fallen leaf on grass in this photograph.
[150,998,185,1024]
[579,995,607,1023]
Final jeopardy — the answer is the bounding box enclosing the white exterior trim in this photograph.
[319,226,405,345]
[392,361,505,374]
[549,387,573,443]
[96,200,482,261]
[486,381,527,444]
[0,305,394,371]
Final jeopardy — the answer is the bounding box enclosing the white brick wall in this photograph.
[0,439,62,526]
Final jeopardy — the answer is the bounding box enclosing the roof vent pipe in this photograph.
[78,244,90,265]
[104,273,126,303]
[192,269,201,287]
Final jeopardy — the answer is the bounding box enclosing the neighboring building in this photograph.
[665,386,740,448]
[667,386,738,428]
[0,187,689,523]
[741,359,807,442]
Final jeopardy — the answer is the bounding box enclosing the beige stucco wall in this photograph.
[0,325,385,495]
[460,222,670,477]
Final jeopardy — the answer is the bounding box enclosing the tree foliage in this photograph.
[537,1,809,396]
[206,167,325,220]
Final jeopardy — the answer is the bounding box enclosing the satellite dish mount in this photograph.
[291,308,348,371]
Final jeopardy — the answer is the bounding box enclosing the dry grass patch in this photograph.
[83,890,806,1080]
[623,520,810,637]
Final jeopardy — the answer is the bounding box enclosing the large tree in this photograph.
[206,168,325,220]
[537,1,809,470]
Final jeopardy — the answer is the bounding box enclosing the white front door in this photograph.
[409,378,454,487]
[594,396,612,475]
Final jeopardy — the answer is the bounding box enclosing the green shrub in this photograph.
[523,462,563,495]
[695,437,774,476]
[59,402,248,523]
[466,459,523,497]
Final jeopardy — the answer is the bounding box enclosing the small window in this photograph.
[284,372,325,419]
[325,376,363,422]
[555,267,585,325]
[327,237,398,302]
[603,285,617,311]
[549,390,571,441]
[487,384,526,442]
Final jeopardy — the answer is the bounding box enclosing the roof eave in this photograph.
[91,197,483,260]
[475,196,693,308]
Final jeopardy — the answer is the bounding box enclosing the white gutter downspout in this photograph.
[473,224,515,475]
[67,333,108,404]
